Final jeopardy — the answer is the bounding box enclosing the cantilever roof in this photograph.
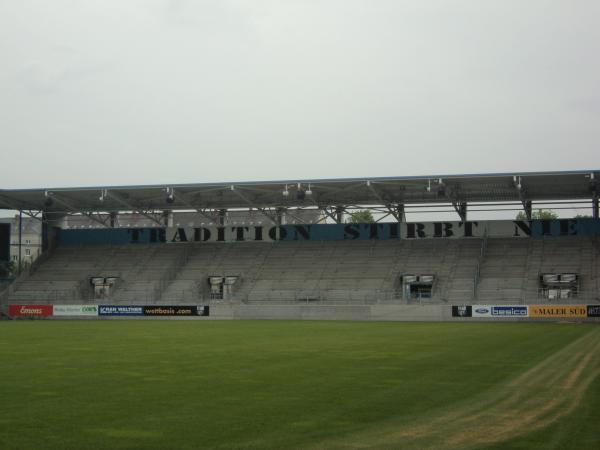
[0,170,598,214]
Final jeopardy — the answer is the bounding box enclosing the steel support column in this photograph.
[218,209,226,226]
[522,200,532,220]
[335,206,344,224]
[453,201,467,222]
[397,204,406,222]
[276,207,286,226]
[18,210,22,275]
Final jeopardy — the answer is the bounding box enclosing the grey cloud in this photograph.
[0,0,598,191]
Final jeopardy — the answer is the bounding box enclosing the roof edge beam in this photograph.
[366,181,400,221]
[230,185,277,224]
[168,188,217,223]
[50,193,111,228]
[103,190,163,226]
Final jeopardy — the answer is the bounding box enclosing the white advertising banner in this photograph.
[53,305,99,316]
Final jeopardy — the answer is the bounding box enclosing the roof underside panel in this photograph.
[0,171,597,213]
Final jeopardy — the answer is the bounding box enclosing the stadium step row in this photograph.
[5,236,599,305]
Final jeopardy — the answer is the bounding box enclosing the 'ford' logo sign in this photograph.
[475,308,489,314]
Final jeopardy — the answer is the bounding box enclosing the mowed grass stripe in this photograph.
[0,321,597,450]
[315,327,600,449]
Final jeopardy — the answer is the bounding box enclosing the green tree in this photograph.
[515,209,559,220]
[346,210,375,224]
[0,260,29,278]
[574,214,591,219]
[0,261,9,278]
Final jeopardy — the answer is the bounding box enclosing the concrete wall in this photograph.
[3,302,599,322]
[208,303,599,322]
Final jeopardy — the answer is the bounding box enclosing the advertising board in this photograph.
[452,305,472,317]
[529,305,587,318]
[97,305,209,317]
[53,305,98,316]
[0,223,9,262]
[587,305,600,318]
[98,305,144,316]
[472,305,528,318]
[9,304,53,317]
[143,305,198,316]
[57,219,600,246]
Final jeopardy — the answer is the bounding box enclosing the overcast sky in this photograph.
[1,0,599,190]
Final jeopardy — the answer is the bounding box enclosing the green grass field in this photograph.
[0,321,598,450]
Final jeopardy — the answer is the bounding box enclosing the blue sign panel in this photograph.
[98,305,144,316]
[530,218,600,237]
[491,306,528,317]
[59,228,165,246]
[58,219,600,247]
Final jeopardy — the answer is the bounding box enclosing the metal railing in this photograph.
[2,288,596,307]
[3,288,80,303]
[473,237,488,299]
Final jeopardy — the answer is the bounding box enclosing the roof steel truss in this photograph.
[0,171,598,219]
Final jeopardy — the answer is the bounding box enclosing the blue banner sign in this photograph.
[491,306,528,317]
[472,305,529,318]
[98,305,144,316]
[57,219,600,246]
[59,228,165,246]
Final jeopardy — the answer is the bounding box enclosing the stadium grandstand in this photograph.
[1,170,599,321]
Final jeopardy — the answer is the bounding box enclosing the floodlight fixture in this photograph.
[165,187,175,204]
[436,178,446,196]
[513,175,522,190]
[44,190,54,207]
[296,183,306,200]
